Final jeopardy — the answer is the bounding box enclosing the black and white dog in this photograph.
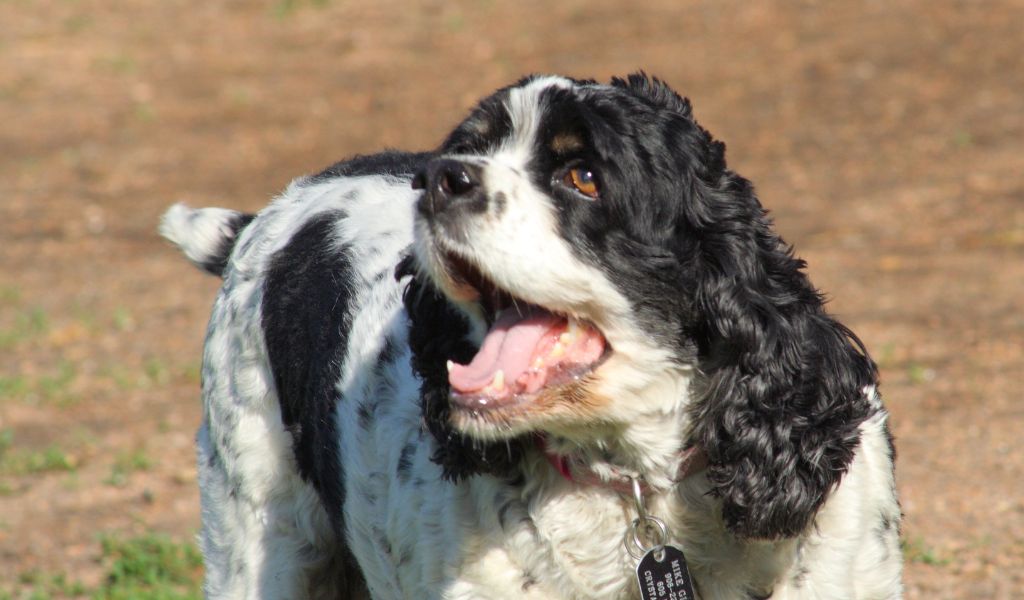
[161,74,902,599]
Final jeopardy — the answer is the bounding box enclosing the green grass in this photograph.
[0,307,49,349]
[95,534,203,600]
[0,286,20,305]
[0,374,30,398]
[63,14,94,34]
[952,129,973,148]
[38,360,78,405]
[1,534,202,599]
[0,444,77,476]
[134,102,157,123]
[271,0,330,18]
[182,362,202,386]
[8,570,87,599]
[906,362,936,385]
[143,358,170,387]
[106,450,154,487]
[95,53,137,75]
[902,536,951,566]
[0,429,12,457]
[0,432,77,476]
[112,307,134,332]
[99,364,137,391]
[99,356,178,392]
[0,361,79,406]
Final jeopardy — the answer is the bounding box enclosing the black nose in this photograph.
[412,159,482,216]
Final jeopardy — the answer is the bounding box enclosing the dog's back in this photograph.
[161,156,430,599]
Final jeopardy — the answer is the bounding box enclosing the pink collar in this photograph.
[537,436,708,494]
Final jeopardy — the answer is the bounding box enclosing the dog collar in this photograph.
[536,436,708,494]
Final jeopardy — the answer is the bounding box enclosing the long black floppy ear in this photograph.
[684,159,879,540]
[609,72,878,538]
[610,73,879,538]
[396,255,525,482]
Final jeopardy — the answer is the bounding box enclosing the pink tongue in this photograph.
[448,308,562,393]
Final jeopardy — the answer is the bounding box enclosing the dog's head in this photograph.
[405,73,879,539]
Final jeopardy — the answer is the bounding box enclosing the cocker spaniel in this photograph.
[160,73,902,599]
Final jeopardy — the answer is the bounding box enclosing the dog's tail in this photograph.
[159,203,255,277]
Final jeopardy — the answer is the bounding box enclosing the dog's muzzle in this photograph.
[412,159,486,218]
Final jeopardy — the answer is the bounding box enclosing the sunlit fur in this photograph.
[161,74,902,599]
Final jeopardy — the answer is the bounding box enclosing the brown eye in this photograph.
[563,167,599,199]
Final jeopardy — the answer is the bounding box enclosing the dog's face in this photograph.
[413,74,717,441]
[411,73,877,538]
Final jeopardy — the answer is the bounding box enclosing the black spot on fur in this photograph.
[205,449,218,469]
[396,255,525,481]
[493,191,507,217]
[878,512,895,534]
[308,151,433,184]
[261,209,367,594]
[197,212,255,277]
[874,510,899,561]
[263,211,351,522]
[397,545,413,567]
[397,442,416,482]
[357,401,374,430]
[377,336,399,368]
[497,501,514,530]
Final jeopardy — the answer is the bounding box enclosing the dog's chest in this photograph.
[343,412,642,599]
[334,325,643,597]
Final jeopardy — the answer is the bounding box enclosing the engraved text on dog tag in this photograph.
[635,545,695,600]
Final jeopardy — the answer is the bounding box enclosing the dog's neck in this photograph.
[530,366,704,493]
[537,435,708,494]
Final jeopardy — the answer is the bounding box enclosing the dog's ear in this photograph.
[611,71,693,119]
[683,170,879,540]
[396,256,525,482]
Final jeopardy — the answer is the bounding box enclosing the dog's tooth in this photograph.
[446,360,454,372]
[550,342,564,359]
[532,356,545,370]
[481,369,506,394]
[560,318,580,345]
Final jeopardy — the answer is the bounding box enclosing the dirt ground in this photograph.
[1,0,1021,597]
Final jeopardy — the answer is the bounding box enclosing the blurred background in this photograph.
[1,1,1021,598]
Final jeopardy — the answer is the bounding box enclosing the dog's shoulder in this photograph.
[162,151,431,521]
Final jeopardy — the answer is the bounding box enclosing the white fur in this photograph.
[160,203,245,273]
[166,78,902,599]
[171,176,902,598]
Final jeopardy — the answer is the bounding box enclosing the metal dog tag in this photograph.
[635,544,695,600]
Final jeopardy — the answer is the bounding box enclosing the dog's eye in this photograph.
[562,167,599,199]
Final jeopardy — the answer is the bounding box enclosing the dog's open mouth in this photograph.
[442,252,609,412]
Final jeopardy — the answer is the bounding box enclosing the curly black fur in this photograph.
[402,73,880,538]
[396,255,526,482]
[681,141,878,540]
[590,74,881,540]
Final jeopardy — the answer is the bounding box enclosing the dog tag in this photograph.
[635,545,695,600]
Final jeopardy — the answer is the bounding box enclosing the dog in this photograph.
[160,73,903,599]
